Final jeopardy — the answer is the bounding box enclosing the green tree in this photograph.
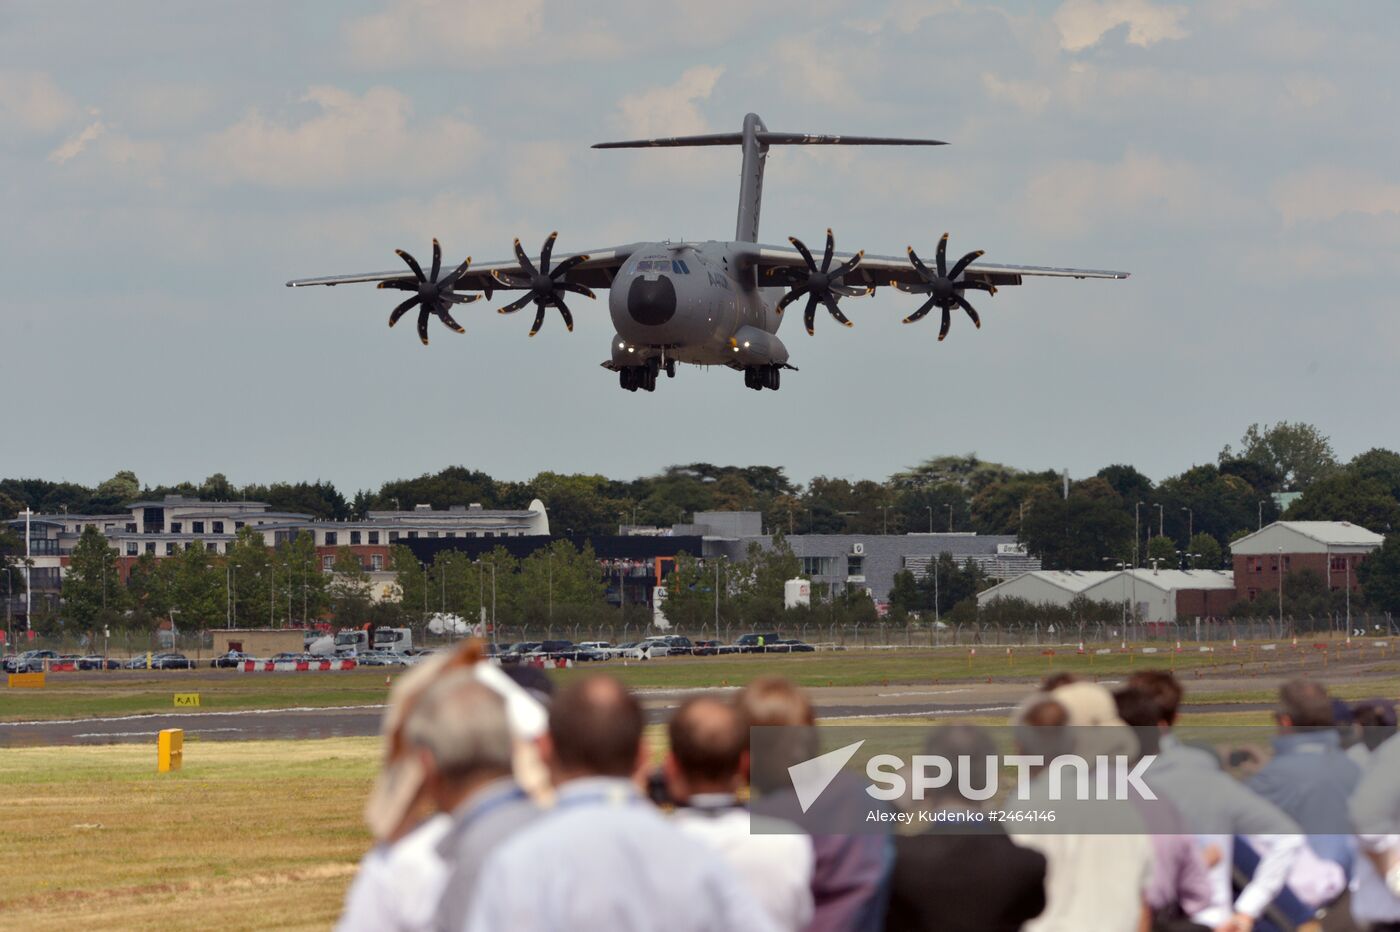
[1359,535,1400,616]
[1146,535,1178,566]
[1019,481,1133,569]
[1286,475,1400,532]
[275,531,330,625]
[62,526,126,633]
[518,540,607,629]
[730,532,801,630]
[1220,421,1339,491]
[226,526,276,627]
[166,541,224,628]
[1186,532,1223,569]
[329,547,374,626]
[125,551,171,629]
[888,569,921,614]
[93,470,140,510]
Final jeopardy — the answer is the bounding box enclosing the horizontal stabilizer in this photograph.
[593,132,945,149]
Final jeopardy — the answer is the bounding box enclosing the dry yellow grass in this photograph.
[0,737,381,931]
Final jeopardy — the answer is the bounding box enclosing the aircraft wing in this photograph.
[285,243,639,292]
[753,243,1129,289]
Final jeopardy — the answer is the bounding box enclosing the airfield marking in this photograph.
[0,703,388,728]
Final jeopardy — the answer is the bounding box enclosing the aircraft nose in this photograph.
[627,274,677,326]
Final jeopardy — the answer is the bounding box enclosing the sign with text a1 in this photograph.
[173,693,200,708]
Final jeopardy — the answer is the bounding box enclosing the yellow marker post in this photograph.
[7,672,46,688]
[173,693,201,708]
[157,728,183,773]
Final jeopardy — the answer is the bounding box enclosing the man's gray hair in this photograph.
[403,671,513,780]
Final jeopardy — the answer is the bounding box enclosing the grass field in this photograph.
[7,642,1396,722]
[0,737,380,932]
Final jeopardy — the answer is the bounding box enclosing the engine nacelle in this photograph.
[727,325,789,367]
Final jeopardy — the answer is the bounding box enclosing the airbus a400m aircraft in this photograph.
[287,113,1127,392]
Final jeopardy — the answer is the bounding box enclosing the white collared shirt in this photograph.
[338,814,451,932]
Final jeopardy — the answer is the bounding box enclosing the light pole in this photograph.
[23,507,32,632]
[1277,545,1285,623]
[947,504,954,533]
[879,505,890,536]
[548,549,554,623]
[933,557,940,625]
[1181,507,1193,551]
[1134,502,1144,567]
[926,505,933,534]
[1258,500,1266,530]
[1104,558,1130,626]
[1153,503,1164,539]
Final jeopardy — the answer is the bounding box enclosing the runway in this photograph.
[0,684,1272,748]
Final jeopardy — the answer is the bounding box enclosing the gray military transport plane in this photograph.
[287,113,1127,392]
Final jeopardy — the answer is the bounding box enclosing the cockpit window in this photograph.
[635,258,690,274]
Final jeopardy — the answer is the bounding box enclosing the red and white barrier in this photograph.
[239,659,358,672]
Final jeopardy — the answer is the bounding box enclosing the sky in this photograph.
[3,0,1398,493]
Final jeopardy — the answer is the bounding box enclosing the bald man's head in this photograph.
[669,696,746,789]
[549,675,644,778]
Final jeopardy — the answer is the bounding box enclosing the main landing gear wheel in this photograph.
[664,358,676,378]
[619,359,659,392]
[743,365,781,391]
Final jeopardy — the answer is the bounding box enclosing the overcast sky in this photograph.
[3,0,1397,493]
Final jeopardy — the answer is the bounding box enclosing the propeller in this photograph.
[774,229,870,335]
[893,232,997,341]
[378,239,481,345]
[491,232,594,336]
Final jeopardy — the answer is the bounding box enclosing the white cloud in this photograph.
[48,120,106,164]
[198,85,482,188]
[768,36,864,110]
[0,71,79,135]
[1272,168,1400,227]
[1023,149,1245,236]
[982,72,1052,113]
[614,66,724,138]
[1053,0,1188,52]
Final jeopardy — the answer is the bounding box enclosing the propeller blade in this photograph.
[936,233,948,278]
[903,296,938,324]
[893,280,932,295]
[446,256,472,286]
[491,270,530,288]
[443,291,480,304]
[775,288,805,314]
[907,247,932,279]
[550,254,590,278]
[430,239,442,282]
[832,251,864,279]
[955,295,981,329]
[822,294,853,328]
[540,231,557,275]
[960,280,997,295]
[437,307,466,333]
[498,293,534,315]
[395,249,426,282]
[789,236,817,271]
[938,307,951,342]
[529,303,546,337]
[377,279,415,291]
[556,281,596,299]
[554,297,574,332]
[512,238,538,277]
[803,293,819,335]
[388,295,421,327]
[832,284,871,297]
[947,249,985,281]
[417,308,431,345]
[821,228,835,272]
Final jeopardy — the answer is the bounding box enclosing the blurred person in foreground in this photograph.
[884,723,1047,932]
[665,695,815,932]
[463,674,778,932]
[1349,725,1400,931]
[1348,700,1398,770]
[339,642,546,932]
[1113,686,1214,931]
[1127,670,1303,932]
[739,675,895,932]
[1009,682,1154,932]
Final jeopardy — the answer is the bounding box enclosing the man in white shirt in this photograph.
[665,695,815,932]
[464,675,778,932]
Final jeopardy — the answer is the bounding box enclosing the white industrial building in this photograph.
[1080,569,1236,623]
[975,570,1117,608]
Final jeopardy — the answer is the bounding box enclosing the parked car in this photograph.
[76,655,121,670]
[735,633,782,653]
[659,635,694,656]
[6,649,61,673]
[692,639,720,657]
[356,650,407,667]
[151,652,194,670]
[210,651,252,668]
[770,638,815,653]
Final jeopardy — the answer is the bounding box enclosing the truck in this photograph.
[332,626,413,655]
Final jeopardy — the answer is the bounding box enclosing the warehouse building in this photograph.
[1228,520,1383,604]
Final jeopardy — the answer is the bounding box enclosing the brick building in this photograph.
[1228,521,1383,605]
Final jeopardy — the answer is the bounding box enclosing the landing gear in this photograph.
[664,358,676,378]
[743,365,781,391]
[619,358,660,392]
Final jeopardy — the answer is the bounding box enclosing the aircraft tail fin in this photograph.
[593,114,946,243]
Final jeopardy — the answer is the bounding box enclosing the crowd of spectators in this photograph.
[336,641,1400,932]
